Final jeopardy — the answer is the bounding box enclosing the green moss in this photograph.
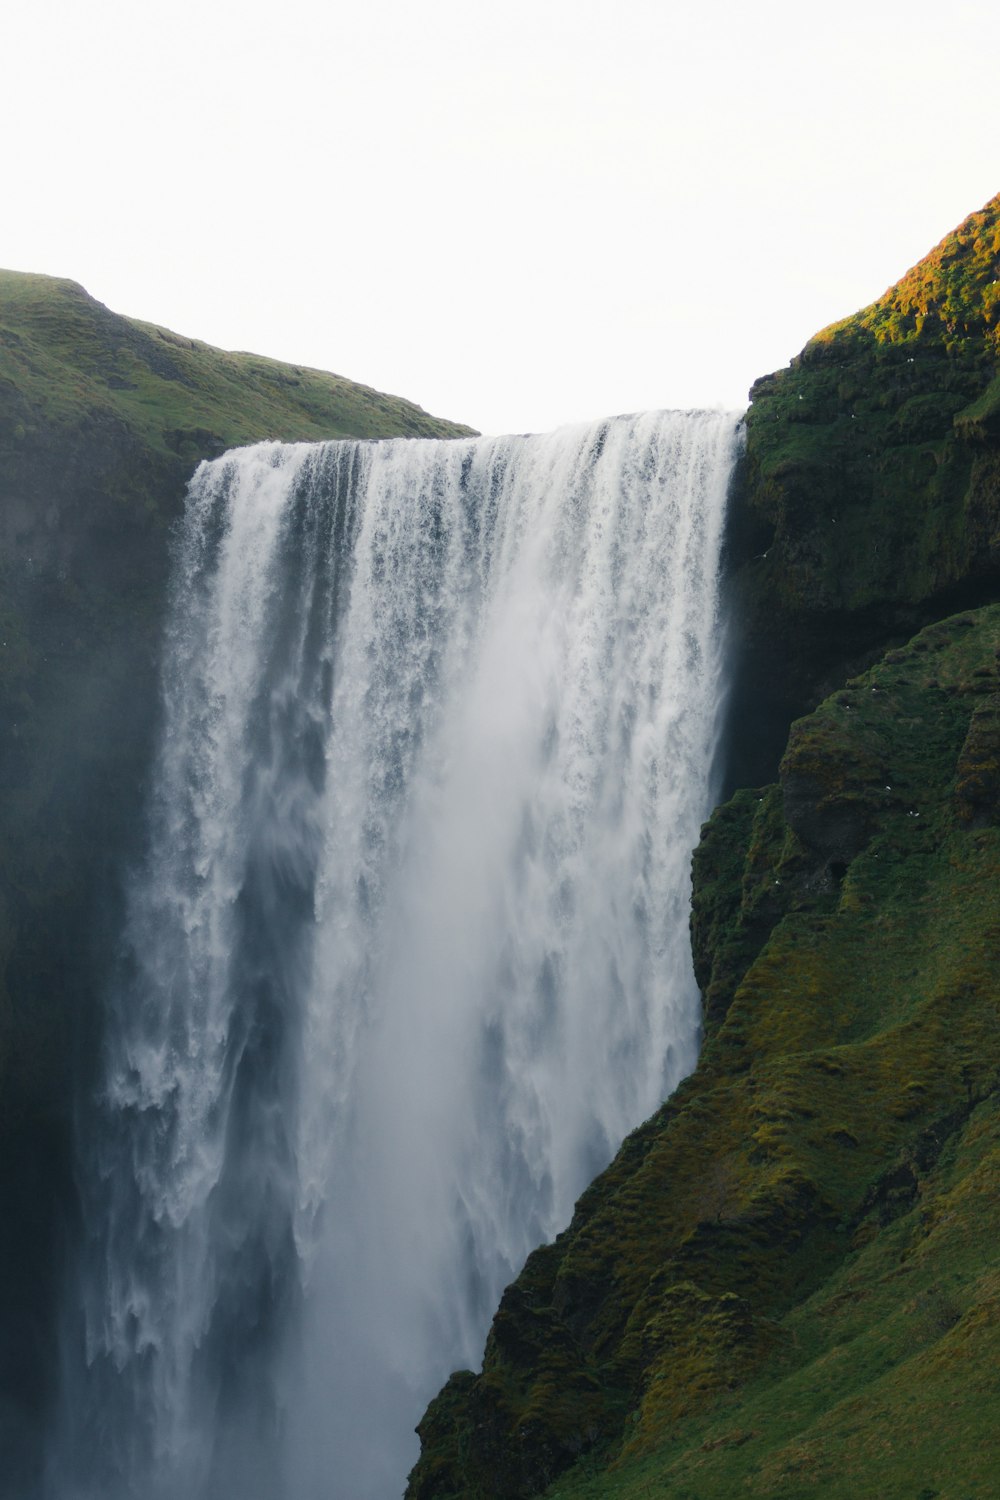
[692,785,819,1035]
[954,691,1000,825]
[0,270,475,460]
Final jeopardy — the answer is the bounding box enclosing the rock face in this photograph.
[724,193,1000,788]
[406,197,1000,1499]
[0,270,474,1483]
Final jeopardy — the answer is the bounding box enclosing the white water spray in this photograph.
[53,411,740,1499]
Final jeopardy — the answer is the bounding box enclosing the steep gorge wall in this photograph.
[407,194,1000,1498]
[407,604,1000,1500]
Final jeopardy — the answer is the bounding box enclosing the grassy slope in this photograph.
[0,269,474,458]
[409,607,1000,1500]
[549,608,1000,1499]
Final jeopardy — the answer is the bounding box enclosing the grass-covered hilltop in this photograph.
[0,270,474,1477]
[407,195,1000,1497]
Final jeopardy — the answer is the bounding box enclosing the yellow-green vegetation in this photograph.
[0,269,473,462]
[727,193,1000,788]
[829,200,1000,353]
[407,606,1000,1499]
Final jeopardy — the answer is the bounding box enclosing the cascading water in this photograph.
[51,410,741,1500]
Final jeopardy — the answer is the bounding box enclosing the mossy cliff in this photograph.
[726,193,1000,786]
[407,199,1000,1498]
[408,604,1000,1500]
[0,269,473,1475]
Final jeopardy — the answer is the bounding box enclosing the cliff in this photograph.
[406,196,1000,1497]
[0,269,474,1478]
[725,193,1000,787]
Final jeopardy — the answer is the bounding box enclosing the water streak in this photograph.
[53,411,740,1499]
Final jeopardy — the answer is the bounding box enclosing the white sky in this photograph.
[4,0,999,435]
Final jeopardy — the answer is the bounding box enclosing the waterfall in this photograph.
[51,410,740,1500]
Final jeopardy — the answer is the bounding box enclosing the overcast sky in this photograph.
[5,0,998,435]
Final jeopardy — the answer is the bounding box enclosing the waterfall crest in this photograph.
[52,410,741,1499]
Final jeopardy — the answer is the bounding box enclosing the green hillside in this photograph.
[0,269,473,458]
[409,605,1000,1500]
